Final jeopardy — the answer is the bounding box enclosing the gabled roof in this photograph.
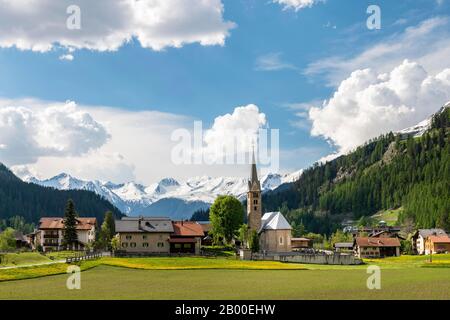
[115,217,173,233]
[259,212,292,232]
[428,235,450,243]
[39,217,96,230]
[418,228,448,238]
[172,221,204,237]
[355,237,400,248]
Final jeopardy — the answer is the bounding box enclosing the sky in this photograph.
[1,0,450,185]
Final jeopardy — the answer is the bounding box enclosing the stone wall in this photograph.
[253,252,363,265]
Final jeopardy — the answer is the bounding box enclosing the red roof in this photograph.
[356,237,400,248]
[39,217,96,230]
[428,236,450,243]
[168,237,197,243]
[172,221,204,237]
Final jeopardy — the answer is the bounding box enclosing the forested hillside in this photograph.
[0,164,124,224]
[264,106,449,235]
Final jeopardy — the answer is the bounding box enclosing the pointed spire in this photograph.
[248,145,261,191]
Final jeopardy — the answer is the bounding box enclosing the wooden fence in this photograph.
[66,252,103,264]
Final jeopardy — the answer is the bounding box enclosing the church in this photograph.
[247,153,292,253]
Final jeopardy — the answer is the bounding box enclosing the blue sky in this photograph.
[1,0,450,183]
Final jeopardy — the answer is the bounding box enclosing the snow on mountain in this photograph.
[21,171,301,220]
[398,101,450,137]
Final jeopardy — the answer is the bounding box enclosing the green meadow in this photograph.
[1,255,449,299]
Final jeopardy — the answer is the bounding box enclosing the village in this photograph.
[2,157,449,266]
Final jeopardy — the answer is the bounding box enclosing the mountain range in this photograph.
[20,171,302,220]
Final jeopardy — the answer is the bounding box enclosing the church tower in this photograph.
[247,150,262,232]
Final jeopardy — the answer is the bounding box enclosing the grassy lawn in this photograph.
[372,208,402,226]
[1,255,450,299]
[1,265,449,300]
[0,252,51,267]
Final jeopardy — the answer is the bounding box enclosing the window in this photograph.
[126,235,132,240]
[142,242,149,247]
[253,199,258,205]
[142,235,148,240]
[130,242,137,248]
[174,244,182,249]
[279,236,283,245]
[184,243,192,249]
[122,242,128,247]
[157,242,164,248]
[254,206,257,211]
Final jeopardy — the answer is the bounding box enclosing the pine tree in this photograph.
[62,199,78,250]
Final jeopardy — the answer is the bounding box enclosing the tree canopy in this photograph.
[209,195,244,244]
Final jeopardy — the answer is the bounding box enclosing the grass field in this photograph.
[1,255,450,299]
[0,252,51,267]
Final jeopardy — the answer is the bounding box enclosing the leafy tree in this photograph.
[111,235,120,251]
[238,224,249,248]
[62,199,78,250]
[0,228,16,251]
[210,195,244,244]
[330,229,353,247]
[249,230,260,253]
[99,211,115,250]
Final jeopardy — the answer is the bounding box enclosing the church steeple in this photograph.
[247,148,262,232]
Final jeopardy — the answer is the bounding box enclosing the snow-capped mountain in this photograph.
[398,101,450,137]
[21,171,302,220]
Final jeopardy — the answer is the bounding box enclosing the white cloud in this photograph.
[308,60,450,154]
[305,17,450,86]
[255,52,297,71]
[203,104,267,159]
[273,0,322,11]
[59,54,74,61]
[0,0,235,53]
[0,100,109,165]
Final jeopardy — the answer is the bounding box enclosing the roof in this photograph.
[198,222,212,233]
[115,217,173,233]
[168,237,197,243]
[418,228,448,238]
[334,242,354,248]
[259,212,292,232]
[13,231,27,242]
[39,217,96,230]
[355,237,401,248]
[428,235,450,243]
[291,237,311,241]
[172,221,204,237]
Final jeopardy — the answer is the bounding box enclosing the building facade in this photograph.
[37,217,96,252]
[115,217,173,254]
[412,229,448,255]
[424,235,450,254]
[354,237,401,258]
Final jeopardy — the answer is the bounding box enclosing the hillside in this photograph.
[0,163,124,225]
[263,104,450,235]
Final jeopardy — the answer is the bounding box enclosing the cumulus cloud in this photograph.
[305,17,450,86]
[0,101,109,165]
[273,0,322,11]
[0,0,235,53]
[203,104,267,159]
[308,60,450,154]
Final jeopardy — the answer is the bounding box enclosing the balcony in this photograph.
[43,242,59,246]
[43,234,59,239]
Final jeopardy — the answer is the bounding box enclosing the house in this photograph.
[424,235,450,255]
[170,221,204,255]
[13,231,29,249]
[334,242,354,253]
[259,212,292,253]
[37,217,96,251]
[115,217,173,254]
[354,237,401,258]
[412,229,448,255]
[291,238,313,250]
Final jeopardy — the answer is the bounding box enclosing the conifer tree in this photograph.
[62,199,78,250]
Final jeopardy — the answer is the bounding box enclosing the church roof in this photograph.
[259,212,292,232]
[248,150,261,191]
